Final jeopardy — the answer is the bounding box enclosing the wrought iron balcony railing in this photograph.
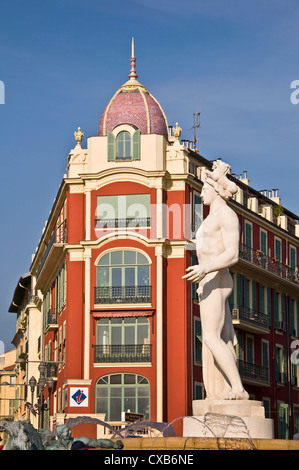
[93,344,152,363]
[239,243,299,284]
[94,285,152,304]
[231,304,269,330]
[238,359,270,383]
[95,218,151,229]
[36,221,67,278]
[47,308,57,325]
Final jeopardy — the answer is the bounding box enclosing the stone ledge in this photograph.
[106,437,299,451]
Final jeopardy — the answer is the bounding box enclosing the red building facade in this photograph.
[18,49,299,439]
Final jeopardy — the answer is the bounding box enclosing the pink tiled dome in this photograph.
[98,47,169,138]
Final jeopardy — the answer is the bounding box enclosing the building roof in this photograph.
[97,39,169,138]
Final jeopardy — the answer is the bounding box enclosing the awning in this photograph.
[92,309,155,318]
[8,273,31,313]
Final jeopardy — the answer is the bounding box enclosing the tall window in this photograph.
[95,373,150,421]
[260,229,267,255]
[107,129,140,161]
[43,289,52,331]
[278,402,289,439]
[259,284,265,314]
[244,221,252,248]
[94,317,151,363]
[55,261,66,313]
[275,345,287,383]
[95,250,151,304]
[96,194,150,229]
[267,287,272,327]
[244,277,250,308]
[97,317,149,345]
[246,335,254,364]
[235,331,244,360]
[289,298,296,336]
[294,405,299,434]
[290,245,296,270]
[274,237,282,262]
[117,131,131,160]
[193,192,202,235]
[273,291,285,330]
[194,317,202,363]
[262,340,269,369]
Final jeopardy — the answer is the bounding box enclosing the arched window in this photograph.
[95,373,150,421]
[95,250,151,304]
[116,131,131,160]
[107,129,140,162]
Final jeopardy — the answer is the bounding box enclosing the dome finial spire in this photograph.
[128,37,138,80]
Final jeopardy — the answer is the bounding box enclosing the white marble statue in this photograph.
[183,160,249,400]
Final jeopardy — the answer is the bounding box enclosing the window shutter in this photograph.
[107,132,115,161]
[275,346,280,381]
[262,341,268,367]
[132,129,140,160]
[245,222,252,248]
[281,294,286,330]
[278,403,289,439]
[260,230,267,254]
[274,291,279,328]
[290,298,295,335]
[195,319,202,363]
[259,284,265,314]
[237,274,243,306]
[267,287,272,326]
[252,281,257,311]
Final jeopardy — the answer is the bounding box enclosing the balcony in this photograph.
[46,308,58,331]
[238,359,270,385]
[93,344,152,363]
[94,286,152,305]
[239,243,299,285]
[231,304,269,333]
[35,221,67,289]
[95,218,151,229]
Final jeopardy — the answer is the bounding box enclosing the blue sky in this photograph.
[1,0,299,351]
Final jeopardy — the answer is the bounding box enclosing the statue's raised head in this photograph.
[203,159,238,201]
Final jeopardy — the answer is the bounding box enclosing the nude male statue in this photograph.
[183,160,248,400]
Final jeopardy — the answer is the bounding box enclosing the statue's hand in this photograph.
[182,265,205,282]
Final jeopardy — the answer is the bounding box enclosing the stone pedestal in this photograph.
[183,399,274,439]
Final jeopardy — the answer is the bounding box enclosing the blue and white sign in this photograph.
[69,387,89,407]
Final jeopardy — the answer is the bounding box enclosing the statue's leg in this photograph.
[200,283,248,400]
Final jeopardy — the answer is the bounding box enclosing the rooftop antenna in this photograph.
[192,112,200,152]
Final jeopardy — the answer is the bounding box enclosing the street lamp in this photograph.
[15,358,64,428]
[27,362,58,429]
[28,376,37,421]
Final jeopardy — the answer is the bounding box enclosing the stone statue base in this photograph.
[183,399,274,439]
